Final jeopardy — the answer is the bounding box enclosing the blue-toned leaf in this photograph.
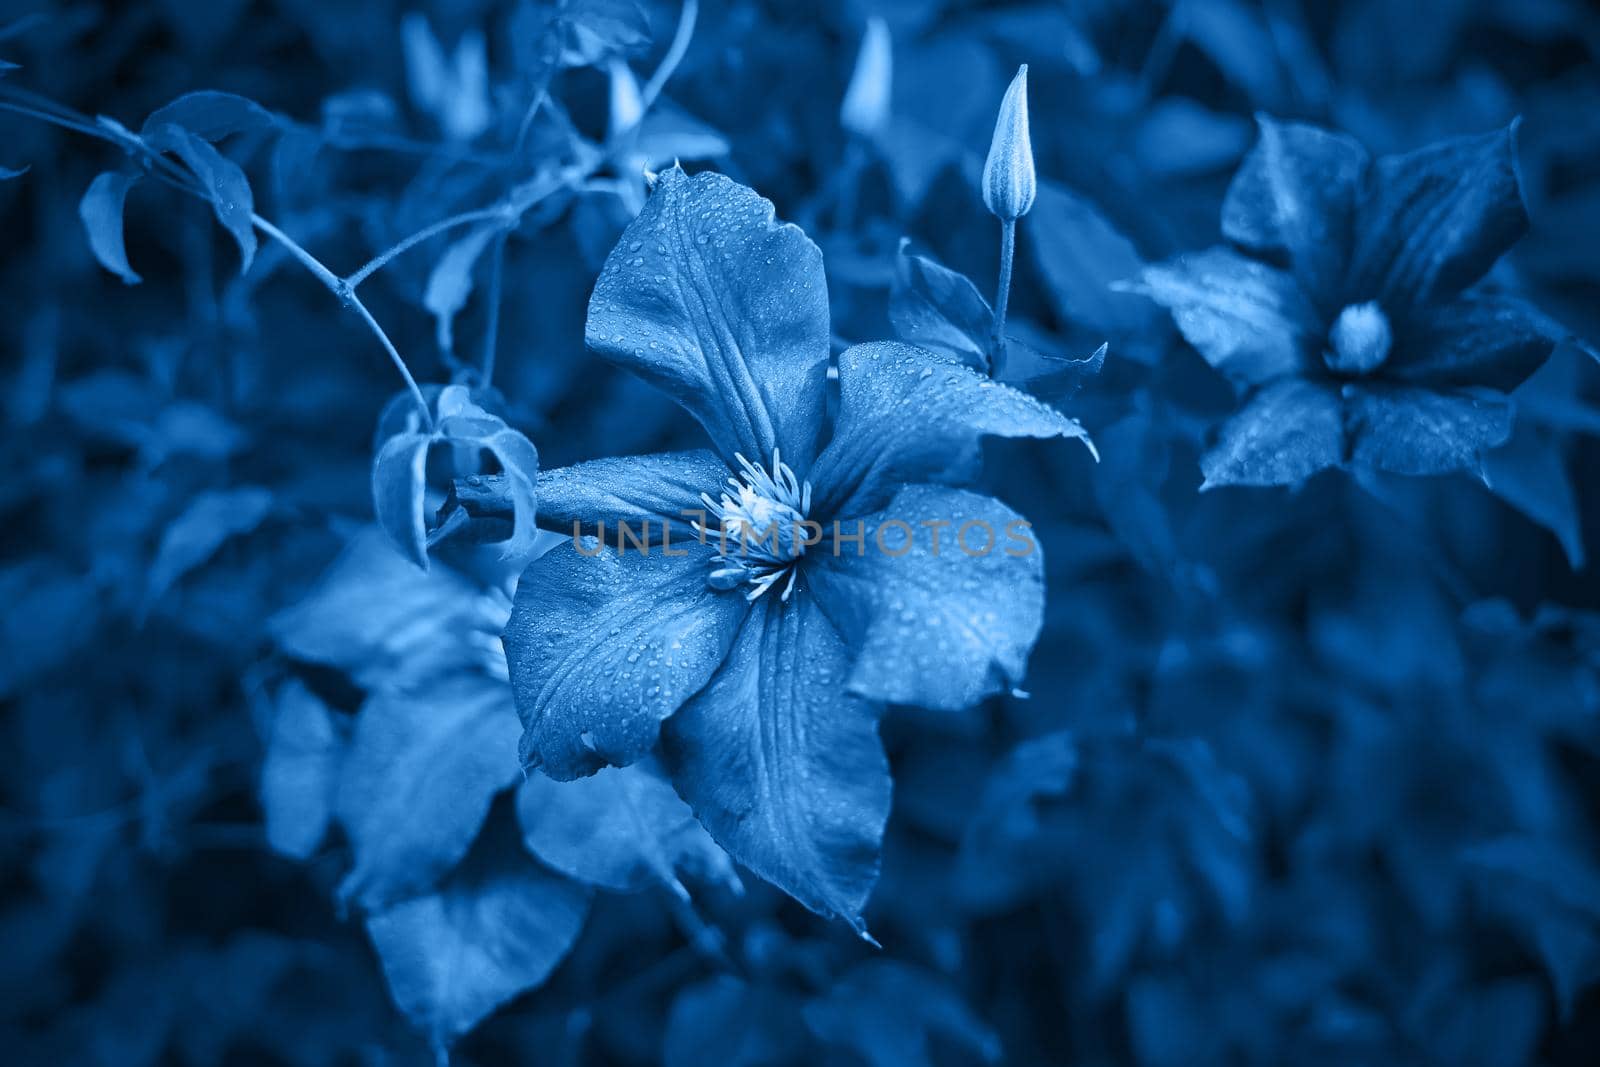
[371,432,432,570]
[810,342,1092,518]
[141,90,277,142]
[887,240,991,369]
[1000,337,1107,394]
[663,595,889,930]
[803,960,1002,1067]
[505,540,747,780]
[1345,384,1512,477]
[536,449,728,542]
[1483,426,1584,568]
[424,223,499,354]
[79,172,143,285]
[336,673,521,910]
[810,485,1045,712]
[270,528,509,691]
[1029,180,1165,363]
[1349,123,1528,306]
[585,168,832,470]
[260,680,346,860]
[518,761,737,897]
[145,123,257,274]
[665,978,810,1067]
[1138,248,1318,385]
[0,163,27,180]
[144,486,275,612]
[1390,291,1560,392]
[1200,379,1344,488]
[1222,116,1368,310]
[366,824,589,1051]
[435,386,540,565]
[1466,836,1600,1014]
[1181,0,1287,106]
[558,0,651,67]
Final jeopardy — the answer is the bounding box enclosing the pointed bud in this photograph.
[982,65,1035,221]
[608,59,643,139]
[840,17,893,139]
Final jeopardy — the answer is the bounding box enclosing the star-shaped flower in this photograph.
[1137,116,1562,487]
[503,167,1090,930]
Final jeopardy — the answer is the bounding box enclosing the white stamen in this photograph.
[701,448,813,600]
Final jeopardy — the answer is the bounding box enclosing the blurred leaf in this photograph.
[260,680,347,859]
[366,819,589,1051]
[335,672,522,910]
[517,761,738,898]
[424,224,499,355]
[79,172,143,285]
[1483,426,1584,568]
[144,486,275,613]
[558,0,651,67]
[804,960,1001,1067]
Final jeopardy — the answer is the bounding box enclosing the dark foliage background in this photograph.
[3,0,1600,1064]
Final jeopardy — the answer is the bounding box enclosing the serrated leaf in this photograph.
[79,172,143,285]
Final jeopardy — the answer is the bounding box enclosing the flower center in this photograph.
[697,449,813,602]
[1324,301,1392,376]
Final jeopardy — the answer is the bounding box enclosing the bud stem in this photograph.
[991,218,1016,373]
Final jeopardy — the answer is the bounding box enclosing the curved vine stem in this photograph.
[640,0,700,114]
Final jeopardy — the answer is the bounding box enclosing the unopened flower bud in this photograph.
[982,65,1035,221]
[840,17,892,139]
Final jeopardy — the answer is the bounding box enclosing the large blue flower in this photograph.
[1139,117,1562,487]
[502,167,1088,930]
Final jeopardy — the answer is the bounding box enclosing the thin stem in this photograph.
[252,214,434,429]
[1,86,436,427]
[640,0,700,113]
[480,230,508,386]
[991,218,1016,373]
[344,206,509,290]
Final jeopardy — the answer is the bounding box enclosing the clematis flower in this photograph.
[502,167,1090,930]
[1137,116,1562,487]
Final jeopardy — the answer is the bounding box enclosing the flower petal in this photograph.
[808,485,1045,711]
[1345,384,1512,476]
[1347,123,1527,307]
[1222,115,1369,313]
[809,342,1091,519]
[1138,248,1319,385]
[504,540,747,780]
[536,449,729,543]
[1388,291,1560,392]
[1200,379,1345,488]
[663,596,890,929]
[585,168,831,470]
